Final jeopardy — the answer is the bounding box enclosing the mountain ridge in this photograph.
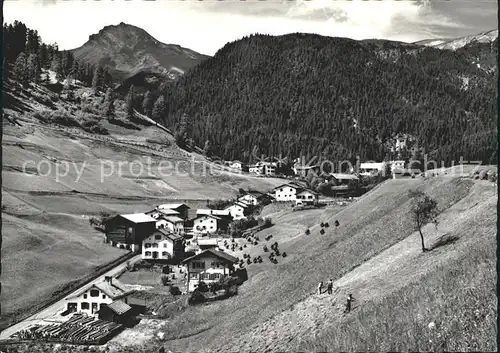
[413,29,498,50]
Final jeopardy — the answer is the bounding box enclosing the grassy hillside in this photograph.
[117,171,494,352]
[1,80,287,330]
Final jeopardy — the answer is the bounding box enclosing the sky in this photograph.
[3,0,498,56]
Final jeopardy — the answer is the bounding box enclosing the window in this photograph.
[81,302,89,310]
[192,261,205,269]
[152,243,159,248]
[102,295,106,299]
[145,251,151,256]
[90,289,99,297]
[163,243,168,248]
[280,188,283,192]
[211,220,214,223]
[128,227,133,233]
[162,251,168,256]
[145,243,151,248]
[203,273,211,280]
[83,294,87,299]
[190,272,198,279]
[155,235,162,240]
[308,195,313,199]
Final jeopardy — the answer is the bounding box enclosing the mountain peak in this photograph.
[72,23,209,82]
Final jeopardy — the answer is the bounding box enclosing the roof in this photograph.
[120,213,156,224]
[246,190,264,197]
[162,216,184,223]
[157,203,190,210]
[152,228,183,241]
[197,238,219,246]
[360,162,386,169]
[194,214,221,221]
[182,249,238,264]
[273,183,302,190]
[67,277,132,300]
[329,173,359,181]
[225,201,248,209]
[103,300,132,316]
[197,209,231,216]
[297,188,319,195]
[94,278,132,299]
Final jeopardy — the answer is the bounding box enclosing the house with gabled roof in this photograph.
[104,213,156,252]
[97,299,135,326]
[274,183,304,202]
[157,203,190,219]
[65,276,134,316]
[181,249,238,292]
[192,214,230,235]
[142,228,184,261]
[224,201,248,220]
[296,189,319,205]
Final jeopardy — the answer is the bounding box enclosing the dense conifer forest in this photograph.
[152,33,497,166]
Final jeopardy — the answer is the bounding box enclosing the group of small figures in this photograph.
[318,280,356,313]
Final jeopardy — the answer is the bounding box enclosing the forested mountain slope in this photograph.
[157,33,497,165]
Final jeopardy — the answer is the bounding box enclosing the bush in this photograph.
[197,281,209,293]
[305,229,311,235]
[282,252,287,258]
[169,285,181,296]
[487,171,497,182]
[188,290,206,305]
[320,229,325,235]
[161,275,169,286]
[162,265,170,274]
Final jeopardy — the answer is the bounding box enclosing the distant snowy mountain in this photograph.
[414,29,498,50]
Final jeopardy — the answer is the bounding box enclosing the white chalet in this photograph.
[274,183,303,202]
[142,228,184,261]
[359,162,386,176]
[182,249,238,292]
[65,277,133,316]
[224,201,248,220]
[192,214,230,235]
[229,161,244,170]
[238,190,265,206]
[295,189,319,205]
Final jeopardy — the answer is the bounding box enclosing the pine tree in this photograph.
[104,88,115,119]
[14,52,28,85]
[203,140,212,157]
[92,66,103,94]
[102,67,112,88]
[125,85,135,120]
[142,90,154,118]
[27,53,41,83]
[152,95,167,122]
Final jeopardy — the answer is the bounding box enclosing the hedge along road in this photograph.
[0,254,143,341]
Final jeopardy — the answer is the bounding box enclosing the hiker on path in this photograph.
[317,281,323,294]
[345,293,355,313]
[327,279,333,294]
